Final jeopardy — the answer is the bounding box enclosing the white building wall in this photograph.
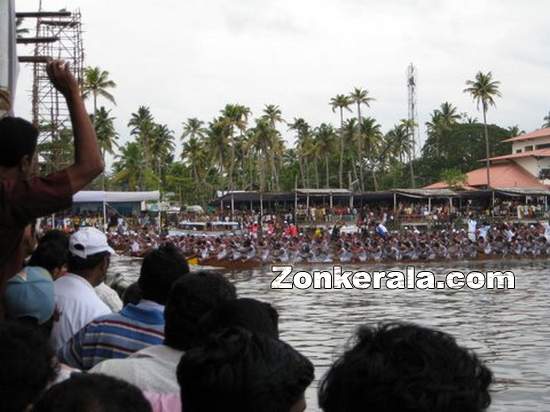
[512,136,550,153]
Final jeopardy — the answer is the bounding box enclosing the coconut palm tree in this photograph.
[221,104,251,190]
[112,142,145,190]
[329,94,352,188]
[249,117,277,191]
[181,136,205,181]
[92,107,118,157]
[128,106,156,170]
[463,71,502,187]
[359,117,383,190]
[349,88,375,189]
[543,111,550,128]
[263,104,283,190]
[181,118,206,142]
[289,118,311,187]
[314,123,337,188]
[82,67,116,119]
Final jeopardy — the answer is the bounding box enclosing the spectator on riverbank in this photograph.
[90,270,237,393]
[177,327,314,412]
[34,373,151,412]
[4,266,56,335]
[318,322,493,412]
[50,227,115,350]
[0,60,104,318]
[0,321,58,412]
[59,243,189,370]
[28,230,69,280]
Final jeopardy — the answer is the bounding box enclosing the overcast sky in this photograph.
[13,0,550,167]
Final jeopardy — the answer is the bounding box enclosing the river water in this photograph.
[109,258,550,411]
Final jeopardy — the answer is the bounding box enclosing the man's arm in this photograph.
[46,60,104,193]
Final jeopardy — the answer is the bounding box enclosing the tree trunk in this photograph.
[356,103,365,191]
[314,159,320,188]
[339,108,344,188]
[325,155,330,188]
[483,108,491,187]
[299,157,306,188]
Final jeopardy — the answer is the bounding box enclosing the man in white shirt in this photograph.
[50,227,115,350]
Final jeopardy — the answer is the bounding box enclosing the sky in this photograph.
[13,0,550,168]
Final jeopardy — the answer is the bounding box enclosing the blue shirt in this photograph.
[58,300,165,370]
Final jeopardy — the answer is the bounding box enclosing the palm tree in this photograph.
[249,118,278,191]
[543,111,550,128]
[329,94,352,188]
[92,107,118,158]
[263,105,283,190]
[349,88,375,189]
[128,106,156,170]
[359,117,383,190]
[464,71,502,187]
[314,124,337,188]
[82,67,117,119]
[221,104,251,190]
[112,142,145,190]
[289,118,311,187]
[181,118,206,141]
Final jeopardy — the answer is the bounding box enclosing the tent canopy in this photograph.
[73,190,160,203]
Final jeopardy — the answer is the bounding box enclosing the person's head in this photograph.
[33,373,152,412]
[0,116,38,179]
[28,234,69,279]
[67,227,116,286]
[5,266,56,329]
[0,321,57,412]
[164,270,237,350]
[177,327,314,412]
[199,297,279,340]
[138,243,189,305]
[122,282,142,307]
[318,323,493,412]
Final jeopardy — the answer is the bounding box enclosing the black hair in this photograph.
[164,270,237,351]
[0,117,38,168]
[33,373,152,412]
[122,282,142,307]
[138,243,189,305]
[68,251,110,272]
[0,321,57,412]
[177,327,314,412]
[28,240,68,273]
[40,229,69,248]
[199,297,279,340]
[318,322,493,412]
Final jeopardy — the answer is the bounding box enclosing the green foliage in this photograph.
[440,168,467,189]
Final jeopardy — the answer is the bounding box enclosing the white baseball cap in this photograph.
[69,227,116,259]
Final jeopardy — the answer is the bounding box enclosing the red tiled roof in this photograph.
[483,148,550,161]
[424,162,545,189]
[502,127,550,143]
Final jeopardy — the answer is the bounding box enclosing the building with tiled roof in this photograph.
[425,128,550,189]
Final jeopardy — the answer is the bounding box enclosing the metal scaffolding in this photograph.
[17,6,84,173]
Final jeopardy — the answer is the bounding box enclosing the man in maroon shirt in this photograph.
[0,60,104,317]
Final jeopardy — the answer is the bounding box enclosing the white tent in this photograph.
[73,191,160,203]
[73,191,161,231]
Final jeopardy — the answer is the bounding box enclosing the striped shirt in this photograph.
[58,300,165,370]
